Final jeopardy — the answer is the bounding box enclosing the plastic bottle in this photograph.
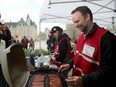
[37,54,40,67]
[37,54,44,68]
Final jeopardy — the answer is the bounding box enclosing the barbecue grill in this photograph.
[0,43,68,87]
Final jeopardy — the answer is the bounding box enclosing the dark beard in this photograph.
[82,25,88,34]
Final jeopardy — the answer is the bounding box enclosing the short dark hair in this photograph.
[71,6,93,21]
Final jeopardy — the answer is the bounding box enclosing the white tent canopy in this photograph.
[38,0,116,49]
[40,0,116,29]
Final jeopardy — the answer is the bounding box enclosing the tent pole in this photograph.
[50,1,83,4]
[113,0,116,32]
[112,17,114,31]
[115,0,116,12]
[39,19,42,50]
[115,0,116,10]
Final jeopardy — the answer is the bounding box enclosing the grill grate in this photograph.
[26,68,68,87]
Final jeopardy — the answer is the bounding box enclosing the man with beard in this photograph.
[59,6,116,87]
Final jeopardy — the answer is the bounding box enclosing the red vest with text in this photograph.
[73,28,108,77]
[53,38,75,67]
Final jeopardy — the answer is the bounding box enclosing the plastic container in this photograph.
[37,54,44,68]
[44,56,50,66]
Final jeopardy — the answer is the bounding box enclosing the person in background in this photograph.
[0,22,9,87]
[21,36,29,49]
[46,33,56,53]
[3,24,11,48]
[0,22,4,40]
[29,38,35,51]
[59,6,116,87]
[50,26,74,78]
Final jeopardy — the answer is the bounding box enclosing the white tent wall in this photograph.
[40,0,116,30]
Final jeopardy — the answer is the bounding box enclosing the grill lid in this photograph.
[1,43,30,87]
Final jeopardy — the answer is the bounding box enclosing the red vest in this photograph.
[53,38,75,67]
[73,28,108,77]
[24,38,27,46]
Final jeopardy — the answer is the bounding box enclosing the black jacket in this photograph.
[0,28,11,48]
[55,33,71,63]
[3,29,11,48]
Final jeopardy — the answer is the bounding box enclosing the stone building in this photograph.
[4,14,38,41]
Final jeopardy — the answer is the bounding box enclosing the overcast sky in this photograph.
[0,0,66,33]
[0,0,43,22]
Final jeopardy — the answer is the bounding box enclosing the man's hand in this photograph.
[58,64,70,72]
[66,76,82,87]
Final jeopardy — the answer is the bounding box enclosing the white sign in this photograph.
[82,44,95,57]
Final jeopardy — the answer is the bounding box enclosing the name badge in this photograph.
[82,44,95,57]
